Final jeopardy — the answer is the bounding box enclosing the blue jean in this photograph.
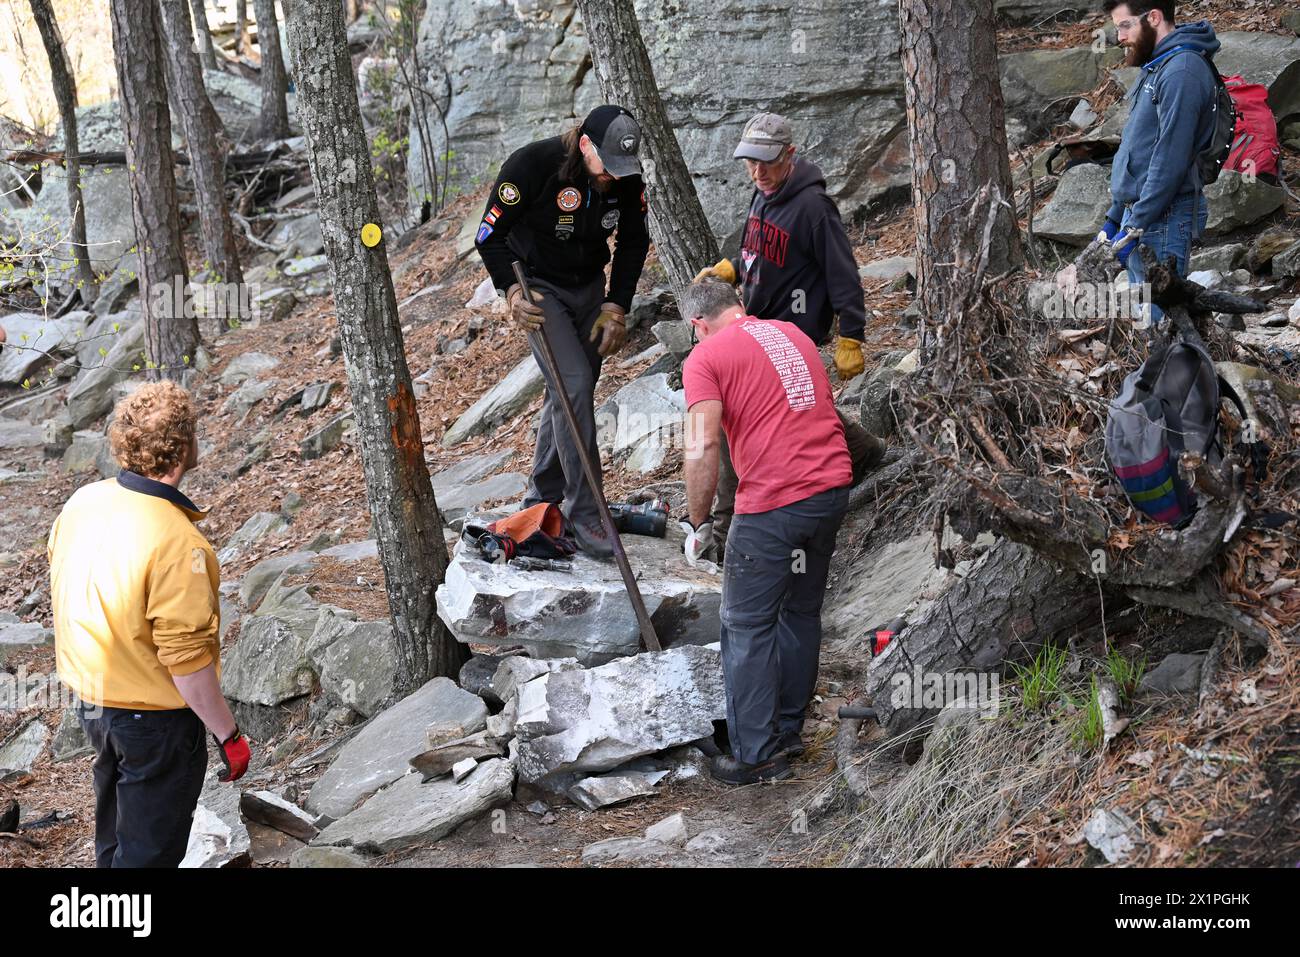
[1121,192,1207,323]
[718,484,849,764]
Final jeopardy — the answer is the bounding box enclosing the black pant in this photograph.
[522,274,608,527]
[719,485,849,764]
[79,702,208,868]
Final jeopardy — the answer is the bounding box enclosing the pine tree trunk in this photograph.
[253,0,290,139]
[864,540,1110,737]
[109,0,198,378]
[188,0,219,71]
[573,0,719,295]
[158,0,243,327]
[29,0,97,305]
[899,0,1022,320]
[283,0,464,694]
[234,0,249,55]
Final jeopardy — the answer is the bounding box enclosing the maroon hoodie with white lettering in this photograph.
[728,158,866,344]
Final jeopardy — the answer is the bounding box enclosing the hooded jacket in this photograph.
[1105,20,1221,232]
[729,158,866,345]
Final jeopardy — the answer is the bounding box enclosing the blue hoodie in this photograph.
[1105,20,1220,232]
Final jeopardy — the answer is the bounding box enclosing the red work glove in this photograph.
[215,727,250,782]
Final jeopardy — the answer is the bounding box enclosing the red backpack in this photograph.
[1222,75,1280,180]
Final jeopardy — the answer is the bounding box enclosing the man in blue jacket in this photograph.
[1100,3,1219,307]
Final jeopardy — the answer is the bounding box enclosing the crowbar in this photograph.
[511,261,661,652]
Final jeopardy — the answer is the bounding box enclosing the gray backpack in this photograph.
[1105,341,1248,525]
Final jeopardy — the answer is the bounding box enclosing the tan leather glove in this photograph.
[834,336,865,381]
[693,258,737,284]
[506,283,545,332]
[589,304,627,357]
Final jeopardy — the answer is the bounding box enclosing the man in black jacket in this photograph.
[693,112,882,556]
[475,105,651,558]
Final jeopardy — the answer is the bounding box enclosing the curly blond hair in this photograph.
[108,380,197,478]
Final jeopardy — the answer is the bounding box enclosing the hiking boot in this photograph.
[709,753,793,785]
[775,731,805,759]
[573,518,614,560]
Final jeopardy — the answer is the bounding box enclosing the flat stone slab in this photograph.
[290,845,369,868]
[442,355,544,447]
[435,472,527,523]
[513,643,725,785]
[0,718,50,775]
[429,450,515,490]
[312,758,514,854]
[307,677,489,821]
[219,351,280,386]
[436,529,722,664]
[181,772,251,868]
[568,769,669,810]
[0,420,45,450]
[858,256,916,281]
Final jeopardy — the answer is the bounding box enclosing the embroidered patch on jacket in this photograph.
[601,210,620,229]
[556,187,581,211]
[476,222,493,243]
[498,182,521,205]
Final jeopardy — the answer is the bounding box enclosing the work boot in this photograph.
[709,753,793,785]
[573,518,614,560]
[775,731,805,759]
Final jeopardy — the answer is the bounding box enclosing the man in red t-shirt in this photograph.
[679,278,852,785]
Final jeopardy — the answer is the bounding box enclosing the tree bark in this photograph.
[573,0,719,295]
[109,0,198,378]
[157,0,243,324]
[234,0,249,55]
[899,0,1022,320]
[29,0,97,305]
[188,0,220,71]
[864,540,1110,737]
[283,0,465,694]
[253,0,291,139]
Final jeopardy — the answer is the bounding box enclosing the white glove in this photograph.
[679,519,714,566]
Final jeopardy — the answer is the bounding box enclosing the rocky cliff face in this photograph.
[407,0,908,244]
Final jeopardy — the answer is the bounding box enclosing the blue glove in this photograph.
[1097,219,1120,243]
[1113,232,1137,267]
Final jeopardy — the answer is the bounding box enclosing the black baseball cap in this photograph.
[581,105,643,179]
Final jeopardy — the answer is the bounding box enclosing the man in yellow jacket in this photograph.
[49,380,249,868]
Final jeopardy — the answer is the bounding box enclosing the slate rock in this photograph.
[307,677,489,820]
[513,644,726,785]
[312,758,514,853]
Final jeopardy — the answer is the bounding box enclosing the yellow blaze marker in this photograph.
[361,222,382,247]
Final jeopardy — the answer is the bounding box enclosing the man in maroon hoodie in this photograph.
[694,112,882,558]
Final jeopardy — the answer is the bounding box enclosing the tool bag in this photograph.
[1105,340,1254,525]
[463,502,577,562]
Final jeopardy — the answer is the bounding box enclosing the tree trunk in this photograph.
[158,0,243,326]
[282,0,465,694]
[864,540,1111,736]
[29,0,97,305]
[573,0,719,295]
[188,0,219,71]
[899,0,1021,321]
[253,0,290,139]
[109,0,198,378]
[234,0,249,55]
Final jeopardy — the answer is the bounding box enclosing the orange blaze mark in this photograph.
[388,382,424,470]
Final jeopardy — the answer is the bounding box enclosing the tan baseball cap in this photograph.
[734,112,793,162]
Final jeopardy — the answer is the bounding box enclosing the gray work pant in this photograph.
[522,274,607,527]
[719,484,849,764]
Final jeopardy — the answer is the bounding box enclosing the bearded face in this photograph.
[1123,16,1158,66]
